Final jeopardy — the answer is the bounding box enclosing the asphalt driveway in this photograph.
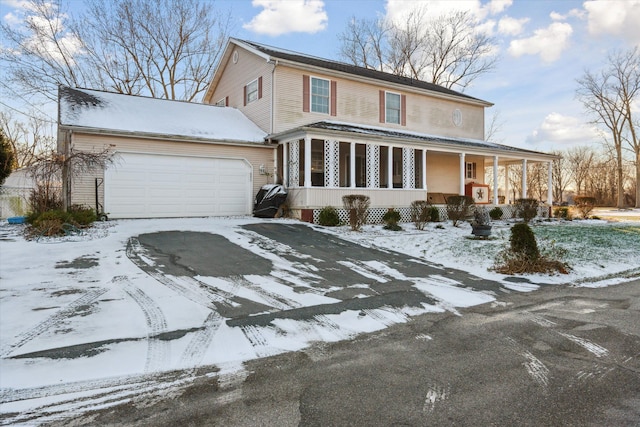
[128,223,509,327]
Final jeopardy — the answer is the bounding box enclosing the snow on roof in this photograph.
[59,87,268,144]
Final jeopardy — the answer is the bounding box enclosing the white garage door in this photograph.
[105,153,252,219]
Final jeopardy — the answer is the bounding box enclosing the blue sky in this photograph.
[2,0,639,152]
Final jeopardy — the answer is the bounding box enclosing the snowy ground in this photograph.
[1,211,639,425]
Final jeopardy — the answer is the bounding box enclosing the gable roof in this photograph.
[59,86,268,144]
[205,38,491,106]
[270,121,556,161]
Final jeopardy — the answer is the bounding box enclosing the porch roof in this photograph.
[269,121,557,162]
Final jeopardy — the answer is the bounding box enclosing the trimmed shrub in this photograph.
[410,200,430,230]
[382,208,402,231]
[514,198,539,223]
[553,206,572,220]
[489,206,503,220]
[510,223,539,260]
[446,195,474,227]
[342,195,370,231]
[318,206,340,226]
[574,196,596,219]
[428,206,440,222]
[493,223,569,275]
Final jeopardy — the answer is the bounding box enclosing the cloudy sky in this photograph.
[2,0,639,153]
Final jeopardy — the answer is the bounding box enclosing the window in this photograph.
[385,92,401,124]
[466,162,477,179]
[311,77,330,114]
[215,97,227,107]
[245,79,258,105]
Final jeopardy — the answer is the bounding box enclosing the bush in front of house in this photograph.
[26,205,97,238]
[489,206,503,220]
[410,200,430,230]
[446,195,474,227]
[492,223,568,275]
[574,196,596,219]
[553,206,572,220]
[514,198,539,223]
[382,208,402,231]
[318,206,340,226]
[342,194,370,231]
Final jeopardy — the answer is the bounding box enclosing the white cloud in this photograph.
[508,22,573,63]
[497,16,529,36]
[385,0,513,23]
[584,0,640,46]
[485,0,513,16]
[526,113,600,145]
[243,0,328,36]
[550,8,584,21]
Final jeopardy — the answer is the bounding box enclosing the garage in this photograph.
[105,152,252,219]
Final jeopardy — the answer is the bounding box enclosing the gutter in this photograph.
[58,125,276,149]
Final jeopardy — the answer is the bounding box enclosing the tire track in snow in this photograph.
[0,370,199,426]
[0,287,108,358]
[504,337,550,388]
[113,275,170,372]
[557,332,609,358]
[239,325,273,358]
[179,311,223,368]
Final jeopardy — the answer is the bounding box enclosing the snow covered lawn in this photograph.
[0,214,638,424]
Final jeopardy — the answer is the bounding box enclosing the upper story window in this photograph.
[303,75,336,116]
[385,92,401,124]
[379,90,406,125]
[215,97,227,107]
[466,162,477,179]
[311,77,330,114]
[245,79,259,104]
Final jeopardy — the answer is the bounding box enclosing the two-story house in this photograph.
[58,38,555,221]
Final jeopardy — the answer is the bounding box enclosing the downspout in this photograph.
[271,59,278,184]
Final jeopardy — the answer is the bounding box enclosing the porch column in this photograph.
[282,141,289,187]
[521,159,528,198]
[422,149,427,190]
[459,153,466,195]
[504,164,510,204]
[366,144,379,188]
[289,139,300,186]
[304,137,312,188]
[324,140,339,188]
[402,147,415,189]
[350,141,356,188]
[547,161,553,205]
[388,145,394,189]
[493,156,499,205]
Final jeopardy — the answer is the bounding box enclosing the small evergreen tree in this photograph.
[0,130,15,186]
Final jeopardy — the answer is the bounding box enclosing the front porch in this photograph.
[271,123,556,221]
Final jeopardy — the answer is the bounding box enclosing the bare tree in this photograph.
[77,0,232,101]
[566,145,596,196]
[527,162,548,202]
[338,8,497,91]
[611,48,640,207]
[0,111,56,168]
[550,150,570,203]
[0,0,86,103]
[1,0,232,103]
[577,48,639,208]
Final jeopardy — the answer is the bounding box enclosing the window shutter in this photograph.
[401,94,406,126]
[225,96,229,107]
[379,90,385,123]
[330,80,337,116]
[258,76,263,99]
[303,75,310,112]
[243,85,247,106]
